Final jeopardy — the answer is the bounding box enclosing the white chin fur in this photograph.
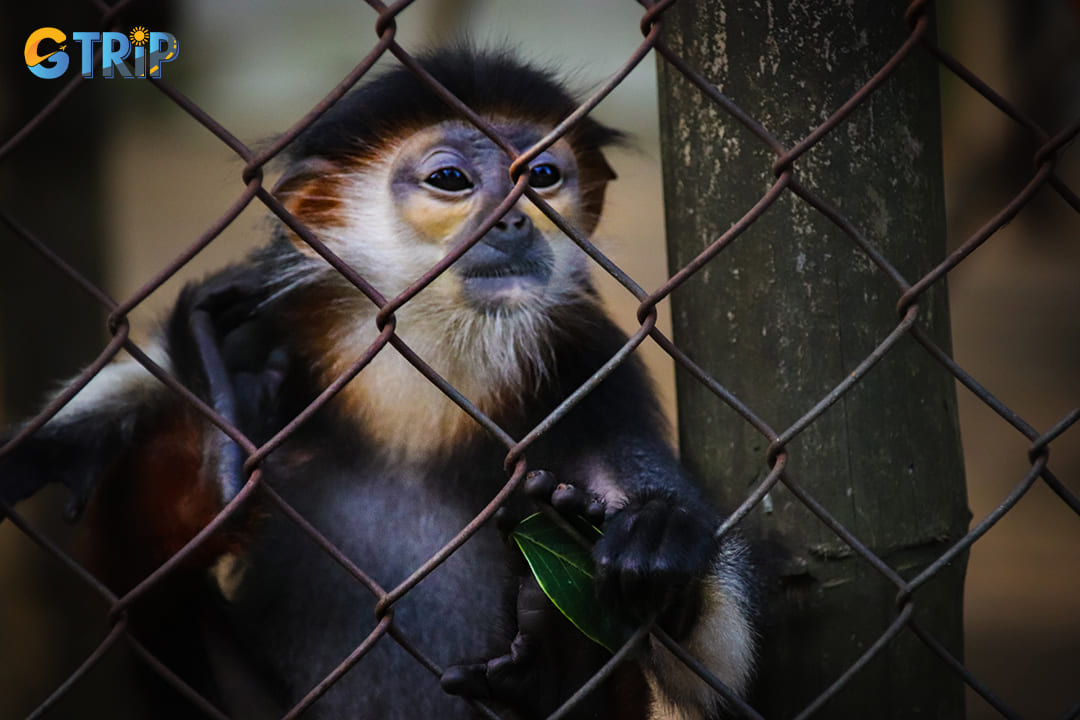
[460,274,548,311]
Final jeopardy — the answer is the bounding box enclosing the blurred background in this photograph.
[0,1,1076,717]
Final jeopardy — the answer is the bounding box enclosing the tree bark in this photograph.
[655,3,970,717]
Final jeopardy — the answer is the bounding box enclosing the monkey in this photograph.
[0,48,756,720]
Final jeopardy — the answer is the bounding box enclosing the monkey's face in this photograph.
[379,120,594,315]
[275,118,612,453]
[277,117,610,324]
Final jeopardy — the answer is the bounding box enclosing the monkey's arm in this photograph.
[0,346,173,525]
[539,449,757,720]
[0,264,287,580]
[444,461,755,720]
[450,340,757,719]
[542,346,740,630]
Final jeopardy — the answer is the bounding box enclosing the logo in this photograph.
[25,27,179,79]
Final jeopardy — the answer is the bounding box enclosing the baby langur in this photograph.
[0,48,756,720]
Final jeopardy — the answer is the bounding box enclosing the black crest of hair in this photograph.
[285,46,625,162]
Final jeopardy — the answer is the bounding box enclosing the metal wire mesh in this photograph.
[1,1,1077,718]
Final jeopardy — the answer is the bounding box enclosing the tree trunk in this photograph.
[655,3,969,717]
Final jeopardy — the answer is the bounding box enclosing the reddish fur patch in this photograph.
[613,663,651,720]
[287,174,344,228]
[87,404,252,593]
[273,164,353,258]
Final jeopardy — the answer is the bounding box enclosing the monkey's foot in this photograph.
[441,576,555,703]
[442,572,612,719]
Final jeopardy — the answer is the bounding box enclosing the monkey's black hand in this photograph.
[526,472,716,638]
[167,266,292,507]
[0,426,101,523]
[174,266,291,445]
[594,492,718,639]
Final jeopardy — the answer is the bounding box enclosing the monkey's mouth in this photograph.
[454,231,556,310]
[458,259,553,309]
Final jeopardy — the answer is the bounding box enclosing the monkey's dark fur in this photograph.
[287,47,622,161]
[1,49,755,719]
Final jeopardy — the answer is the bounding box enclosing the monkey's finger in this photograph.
[441,628,538,701]
[524,469,557,499]
[440,663,493,699]
[515,575,554,637]
[529,478,605,526]
[493,507,519,540]
[550,482,593,516]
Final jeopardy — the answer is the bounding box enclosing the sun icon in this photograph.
[129,26,150,46]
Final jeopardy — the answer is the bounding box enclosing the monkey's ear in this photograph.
[272,157,346,258]
[577,150,617,237]
[596,152,617,183]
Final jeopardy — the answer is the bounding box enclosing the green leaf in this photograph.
[510,513,634,653]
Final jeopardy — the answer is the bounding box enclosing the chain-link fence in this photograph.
[1,1,1077,718]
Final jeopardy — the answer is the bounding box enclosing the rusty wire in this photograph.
[1,0,1078,718]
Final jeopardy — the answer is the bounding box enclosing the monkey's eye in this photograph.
[528,163,562,189]
[425,167,473,192]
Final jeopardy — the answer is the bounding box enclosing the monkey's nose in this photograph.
[484,210,535,255]
[493,210,529,232]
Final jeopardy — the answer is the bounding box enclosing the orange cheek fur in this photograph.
[399,196,578,247]
[525,195,583,237]
[400,196,473,245]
